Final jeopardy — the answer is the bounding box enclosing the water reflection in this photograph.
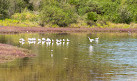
[0,33,136,81]
[89,45,93,55]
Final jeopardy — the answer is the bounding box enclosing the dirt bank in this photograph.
[0,43,35,63]
[0,26,137,33]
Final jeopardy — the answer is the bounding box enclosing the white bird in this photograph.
[28,38,32,41]
[42,41,46,45]
[62,39,65,42]
[46,38,51,42]
[28,40,36,44]
[32,38,36,41]
[51,39,54,42]
[42,38,46,41]
[37,39,41,44]
[56,39,60,43]
[88,37,94,42]
[28,38,36,41]
[66,39,70,42]
[59,39,62,42]
[19,41,25,45]
[38,38,41,41]
[19,38,25,41]
[56,42,61,46]
[95,37,99,40]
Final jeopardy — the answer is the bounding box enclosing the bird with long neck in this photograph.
[88,37,94,42]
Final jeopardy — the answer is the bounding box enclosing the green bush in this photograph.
[69,0,80,5]
[39,4,77,27]
[78,7,91,15]
[87,12,98,22]
[87,20,96,26]
[11,9,38,21]
[86,0,102,14]
[116,6,133,24]
[0,0,9,19]
[76,0,102,15]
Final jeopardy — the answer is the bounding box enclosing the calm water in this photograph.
[0,33,137,81]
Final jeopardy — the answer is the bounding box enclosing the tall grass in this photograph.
[0,19,39,27]
[0,10,39,27]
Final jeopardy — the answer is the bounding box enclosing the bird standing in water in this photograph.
[95,37,99,40]
[88,37,94,42]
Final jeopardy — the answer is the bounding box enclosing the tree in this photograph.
[39,1,77,27]
[0,0,9,19]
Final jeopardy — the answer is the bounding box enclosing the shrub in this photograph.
[69,0,80,5]
[116,6,133,24]
[87,12,98,22]
[11,9,39,21]
[39,4,77,27]
[87,20,96,26]
[78,7,91,15]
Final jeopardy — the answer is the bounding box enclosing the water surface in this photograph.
[0,33,137,81]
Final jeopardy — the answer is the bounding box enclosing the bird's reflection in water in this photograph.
[89,45,94,55]
[46,42,51,47]
[95,40,99,44]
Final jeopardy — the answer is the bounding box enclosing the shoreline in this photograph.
[0,26,137,33]
[0,43,35,63]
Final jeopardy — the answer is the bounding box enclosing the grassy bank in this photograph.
[1,18,137,29]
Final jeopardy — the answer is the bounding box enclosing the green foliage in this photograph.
[11,9,38,21]
[76,0,102,15]
[116,6,133,24]
[39,2,77,27]
[10,0,33,13]
[68,0,80,5]
[0,0,9,19]
[0,19,39,27]
[1,0,137,27]
[87,12,98,22]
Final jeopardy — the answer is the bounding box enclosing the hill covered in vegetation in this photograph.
[0,0,137,28]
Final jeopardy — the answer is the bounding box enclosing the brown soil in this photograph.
[0,26,137,33]
[0,43,35,63]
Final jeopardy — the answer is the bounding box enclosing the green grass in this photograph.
[0,18,137,29]
[0,19,39,27]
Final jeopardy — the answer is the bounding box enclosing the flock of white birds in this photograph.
[19,37,99,45]
[19,37,99,57]
[19,38,70,46]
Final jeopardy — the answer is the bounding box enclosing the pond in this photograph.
[0,33,137,81]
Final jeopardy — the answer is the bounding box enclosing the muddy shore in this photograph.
[0,26,137,33]
[0,43,35,63]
